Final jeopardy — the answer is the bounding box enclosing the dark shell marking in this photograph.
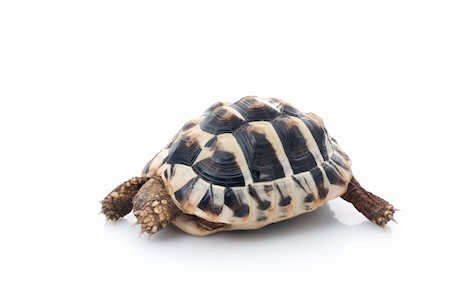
[147,96,352,226]
[230,96,281,121]
[309,166,328,199]
[198,185,223,215]
[174,176,199,203]
[192,150,245,187]
[233,124,285,183]
[224,187,250,217]
[276,185,292,206]
[203,101,225,114]
[323,162,345,185]
[248,185,271,210]
[200,106,245,134]
[271,116,317,174]
[165,135,202,166]
[299,115,329,161]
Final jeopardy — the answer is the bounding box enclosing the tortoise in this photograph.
[101,96,396,236]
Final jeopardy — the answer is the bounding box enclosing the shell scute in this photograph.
[192,150,246,187]
[200,105,245,134]
[230,96,281,121]
[271,116,318,174]
[233,123,286,183]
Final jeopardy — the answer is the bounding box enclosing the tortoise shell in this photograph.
[143,96,352,231]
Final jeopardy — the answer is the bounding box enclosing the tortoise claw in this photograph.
[387,214,398,224]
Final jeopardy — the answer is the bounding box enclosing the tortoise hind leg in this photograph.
[101,177,150,220]
[341,176,396,226]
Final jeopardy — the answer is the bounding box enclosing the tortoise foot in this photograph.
[101,177,150,221]
[368,196,397,226]
[134,198,174,236]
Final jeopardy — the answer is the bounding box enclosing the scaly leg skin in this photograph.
[132,176,178,236]
[341,176,397,226]
[101,177,150,221]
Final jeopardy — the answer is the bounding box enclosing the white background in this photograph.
[1,1,449,297]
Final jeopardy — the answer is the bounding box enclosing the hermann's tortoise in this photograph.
[101,96,396,236]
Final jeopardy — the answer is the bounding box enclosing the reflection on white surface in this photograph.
[100,201,397,291]
[95,197,444,298]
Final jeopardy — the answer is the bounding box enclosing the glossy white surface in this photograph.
[1,1,448,297]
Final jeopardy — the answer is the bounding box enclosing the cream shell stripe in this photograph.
[143,97,352,230]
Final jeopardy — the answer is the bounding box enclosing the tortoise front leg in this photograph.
[101,177,150,220]
[132,176,179,236]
